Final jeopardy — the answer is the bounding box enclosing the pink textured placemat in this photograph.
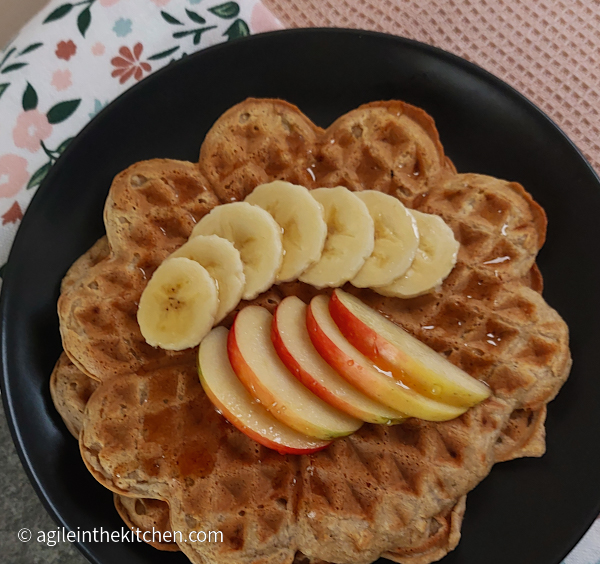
[263,0,600,174]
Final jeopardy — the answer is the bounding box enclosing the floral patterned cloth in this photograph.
[0,0,282,278]
[0,1,597,563]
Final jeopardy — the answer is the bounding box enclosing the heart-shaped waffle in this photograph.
[56,99,571,564]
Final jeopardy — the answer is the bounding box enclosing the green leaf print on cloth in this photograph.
[27,136,74,189]
[44,3,75,23]
[18,43,43,56]
[162,7,216,44]
[161,11,184,26]
[224,19,250,40]
[1,63,28,74]
[150,2,248,60]
[148,46,181,61]
[209,2,241,19]
[13,83,80,189]
[186,9,207,24]
[0,42,44,103]
[22,83,38,111]
[78,7,92,37]
[46,100,81,124]
[27,162,52,190]
[43,0,96,38]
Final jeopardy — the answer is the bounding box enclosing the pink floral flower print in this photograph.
[99,0,121,6]
[91,42,106,56]
[251,3,284,33]
[2,202,23,225]
[56,40,77,61]
[111,44,151,84]
[13,111,53,153]
[51,69,73,91]
[150,0,172,6]
[0,155,29,198]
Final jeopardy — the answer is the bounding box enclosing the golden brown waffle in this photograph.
[310,100,456,200]
[114,495,179,552]
[199,99,322,202]
[49,351,180,552]
[49,349,469,561]
[48,347,538,562]
[50,352,99,438]
[383,496,465,564]
[56,98,571,564]
[58,159,220,380]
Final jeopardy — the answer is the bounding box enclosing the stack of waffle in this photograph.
[51,99,571,564]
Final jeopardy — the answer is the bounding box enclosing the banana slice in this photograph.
[171,235,245,323]
[376,210,459,298]
[351,191,420,288]
[245,181,327,283]
[137,257,218,350]
[191,202,283,300]
[299,187,375,288]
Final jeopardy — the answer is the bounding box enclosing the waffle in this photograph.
[50,352,178,551]
[56,99,571,564]
[50,352,99,439]
[114,495,179,552]
[48,346,539,562]
[49,348,469,562]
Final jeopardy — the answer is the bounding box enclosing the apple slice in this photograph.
[228,306,362,440]
[199,327,331,455]
[329,289,491,408]
[307,295,467,421]
[272,296,406,424]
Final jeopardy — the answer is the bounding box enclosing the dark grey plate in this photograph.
[2,28,600,564]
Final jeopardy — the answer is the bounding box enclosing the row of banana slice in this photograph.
[137,181,460,351]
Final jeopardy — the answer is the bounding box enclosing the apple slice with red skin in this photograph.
[199,327,330,455]
[307,295,468,421]
[329,289,491,408]
[271,296,406,424]
[228,305,362,440]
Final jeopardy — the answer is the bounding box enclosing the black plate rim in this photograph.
[1,27,599,564]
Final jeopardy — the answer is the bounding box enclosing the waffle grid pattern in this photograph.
[51,354,548,561]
